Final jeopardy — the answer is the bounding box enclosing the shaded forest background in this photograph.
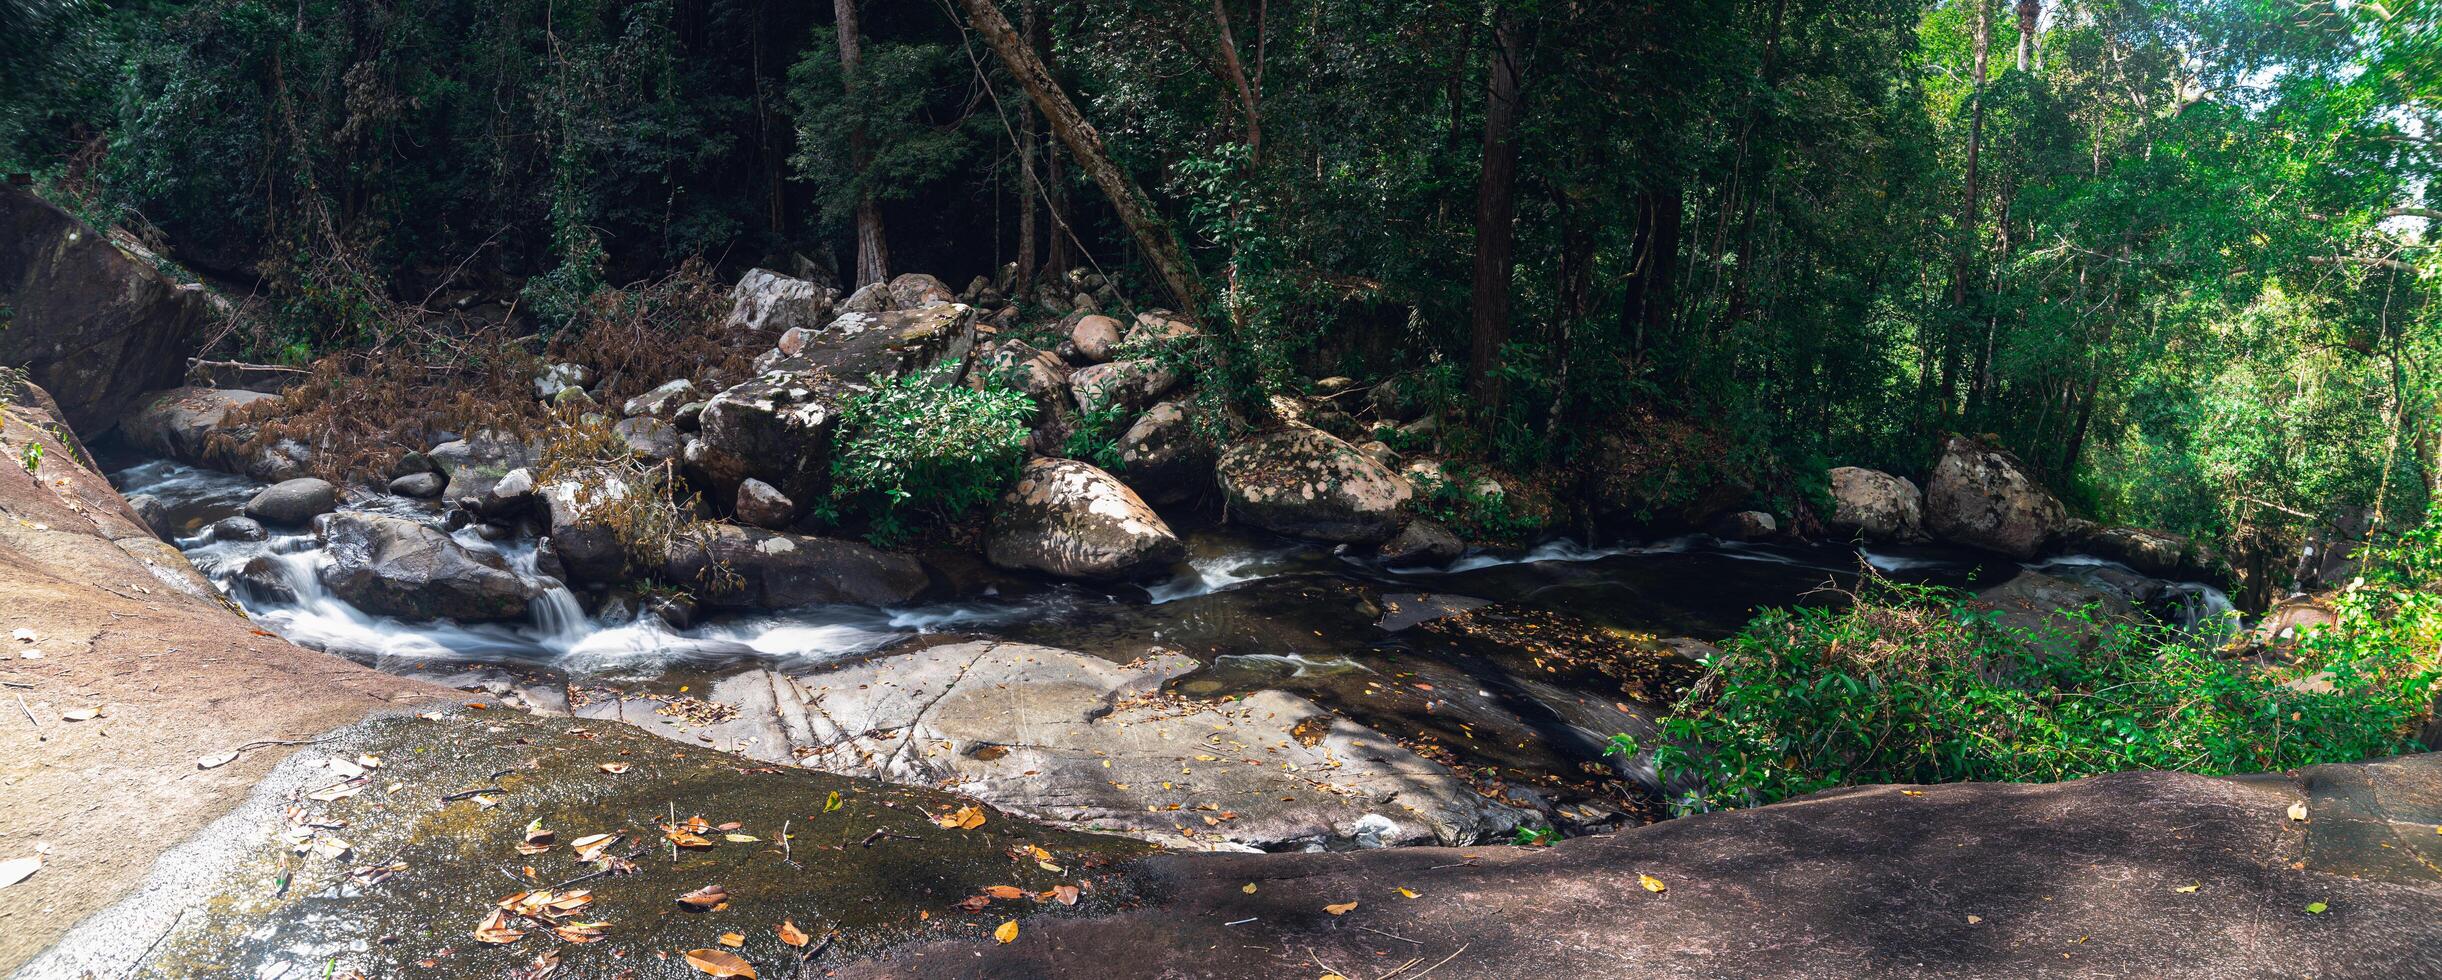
[2,0,2437,597]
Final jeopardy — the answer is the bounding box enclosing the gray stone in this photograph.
[1926,436,2068,558]
[1711,510,1779,541]
[532,362,590,400]
[313,512,531,621]
[612,415,680,462]
[735,477,796,530]
[1218,423,1415,544]
[125,493,174,540]
[0,186,209,433]
[1115,399,1210,505]
[242,478,339,526]
[1826,466,1928,543]
[887,272,955,309]
[662,524,929,610]
[119,387,279,469]
[621,378,698,418]
[722,268,834,336]
[478,467,536,520]
[428,430,539,503]
[986,458,1184,579]
[207,516,267,543]
[1069,314,1123,362]
[1377,518,1465,566]
[387,471,444,498]
[1069,358,1179,415]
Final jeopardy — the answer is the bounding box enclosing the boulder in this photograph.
[313,512,531,621]
[611,415,680,462]
[1124,311,1198,349]
[2070,525,2201,579]
[1711,510,1778,541]
[1971,570,2137,641]
[1925,435,2067,559]
[119,387,278,468]
[478,467,537,520]
[1217,423,1414,544]
[1069,358,1179,415]
[1825,466,1929,543]
[126,493,174,540]
[690,363,856,503]
[785,641,1528,850]
[207,516,266,543]
[801,303,978,382]
[662,524,929,610]
[1377,517,1465,566]
[532,362,590,400]
[621,379,697,418]
[886,272,956,309]
[735,477,795,530]
[386,471,444,498]
[242,478,338,526]
[1115,399,1210,504]
[534,470,631,583]
[0,185,209,434]
[429,430,539,503]
[722,268,835,336]
[835,280,889,314]
[1070,314,1123,362]
[970,338,1070,407]
[986,458,1185,579]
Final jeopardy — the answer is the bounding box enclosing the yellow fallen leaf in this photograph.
[2173,884,2201,893]
[682,948,756,978]
[719,932,745,948]
[1396,887,1419,899]
[2287,801,2308,822]
[1966,914,1982,925]
[935,806,987,830]
[994,920,1019,944]
[1242,883,1258,894]
[724,833,760,843]
[1639,874,1667,893]
[1324,901,1358,916]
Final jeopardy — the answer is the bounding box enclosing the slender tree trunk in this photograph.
[836,0,888,287]
[1210,0,1262,159]
[955,0,1205,316]
[1013,0,1042,297]
[1034,13,1075,278]
[2015,0,2039,73]
[1465,10,1528,416]
[1943,0,1993,420]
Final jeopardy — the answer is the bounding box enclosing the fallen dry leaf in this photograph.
[984,885,1026,900]
[196,752,239,770]
[60,707,99,721]
[571,833,619,863]
[677,884,730,910]
[1324,901,1358,916]
[778,920,811,948]
[666,830,715,849]
[1242,883,1258,894]
[0,857,39,888]
[1396,886,1419,899]
[723,833,759,843]
[553,921,610,944]
[1048,884,1080,906]
[682,948,756,978]
[993,920,1019,944]
[2288,801,2309,822]
[599,762,631,774]
[935,806,987,830]
[718,933,745,948]
[474,908,527,944]
[1638,874,1667,894]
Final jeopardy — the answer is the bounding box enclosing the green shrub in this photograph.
[1407,462,1550,543]
[828,372,1033,544]
[1624,529,2442,814]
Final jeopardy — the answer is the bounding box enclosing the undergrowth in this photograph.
[1622,526,2442,814]
[824,370,1033,545]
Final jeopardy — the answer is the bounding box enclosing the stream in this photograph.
[110,453,2239,830]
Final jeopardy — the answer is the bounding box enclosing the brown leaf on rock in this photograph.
[1324,901,1358,916]
[1047,885,1080,906]
[718,932,745,948]
[778,920,811,948]
[984,885,1026,900]
[553,921,610,944]
[677,884,730,910]
[474,909,527,944]
[682,948,756,978]
[934,806,987,830]
[570,833,619,863]
[666,830,715,849]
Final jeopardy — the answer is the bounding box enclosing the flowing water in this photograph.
[110,453,2242,827]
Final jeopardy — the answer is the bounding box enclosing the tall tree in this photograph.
[1465,8,1528,416]
[836,0,889,287]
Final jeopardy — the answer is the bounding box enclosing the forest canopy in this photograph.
[3,0,2437,597]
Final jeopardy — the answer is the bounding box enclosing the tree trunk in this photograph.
[1013,0,1042,296]
[1943,0,1993,419]
[1210,0,1262,159]
[954,0,1206,317]
[837,0,888,287]
[1465,10,1528,416]
[2015,0,2039,73]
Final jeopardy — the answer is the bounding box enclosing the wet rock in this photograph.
[1377,518,1464,566]
[735,477,795,529]
[1218,423,1414,544]
[1115,399,1209,504]
[1825,466,1928,543]
[428,430,539,502]
[242,478,339,526]
[0,186,209,433]
[1070,358,1179,415]
[532,362,590,400]
[207,516,266,543]
[385,466,444,496]
[784,641,1527,850]
[663,523,928,610]
[313,512,531,621]
[2069,524,2205,579]
[887,271,956,308]
[1070,314,1123,362]
[119,387,279,468]
[234,554,299,605]
[2293,507,2371,593]
[722,267,835,336]
[125,493,174,540]
[478,467,537,520]
[1925,435,2067,558]
[534,470,629,583]
[1711,510,1778,542]
[986,458,1184,579]
[611,415,679,462]
[620,378,697,418]
[388,450,437,478]
[691,362,855,503]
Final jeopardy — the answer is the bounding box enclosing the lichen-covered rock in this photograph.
[887,272,956,309]
[532,362,590,400]
[621,378,697,418]
[1925,436,2067,558]
[119,387,279,468]
[314,512,531,622]
[611,415,680,462]
[1826,466,1929,543]
[1123,310,1199,349]
[986,458,1183,579]
[242,478,338,526]
[1069,358,1179,415]
[1217,423,1414,544]
[428,430,539,503]
[662,523,928,610]
[970,338,1070,407]
[533,470,630,583]
[1115,399,1209,504]
[1070,314,1123,362]
[690,361,856,503]
[722,267,835,336]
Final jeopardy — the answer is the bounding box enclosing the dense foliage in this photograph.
[1,0,2437,593]
[1629,523,2442,812]
[825,371,1035,543]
